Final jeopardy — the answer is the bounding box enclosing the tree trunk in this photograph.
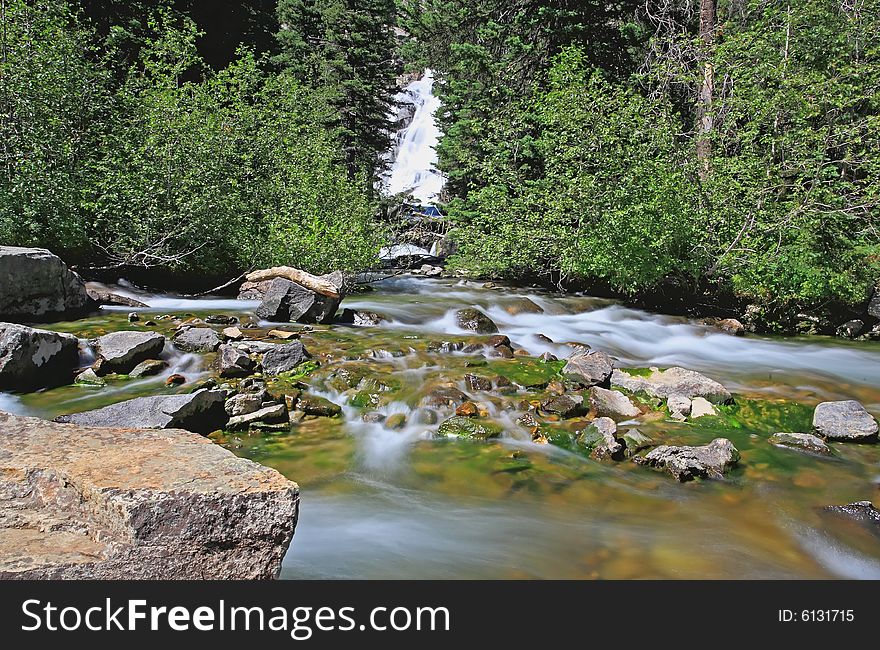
[696,0,716,179]
[245,266,342,298]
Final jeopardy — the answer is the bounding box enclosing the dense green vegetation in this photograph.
[402,0,880,327]
[1,0,878,327]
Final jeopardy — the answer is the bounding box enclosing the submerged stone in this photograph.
[768,432,832,456]
[438,416,502,439]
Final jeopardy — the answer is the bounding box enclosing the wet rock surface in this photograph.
[173,327,222,352]
[0,412,298,579]
[562,350,614,388]
[256,276,342,324]
[769,432,832,455]
[261,341,310,376]
[455,308,498,334]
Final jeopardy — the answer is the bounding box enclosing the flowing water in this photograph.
[380,70,445,203]
[5,276,880,579]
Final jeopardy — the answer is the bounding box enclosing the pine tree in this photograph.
[275,0,399,181]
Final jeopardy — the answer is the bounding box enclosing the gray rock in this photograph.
[225,390,269,417]
[74,367,105,387]
[562,350,615,387]
[634,438,740,481]
[576,417,623,460]
[689,396,717,418]
[836,319,864,338]
[455,308,498,334]
[261,341,311,376]
[421,386,470,408]
[172,327,222,352]
[589,386,639,420]
[94,331,166,375]
[128,359,169,378]
[237,279,273,300]
[227,403,287,430]
[0,246,93,321]
[541,394,586,418]
[769,432,832,456]
[0,323,80,391]
[812,400,878,442]
[667,393,692,420]
[0,412,297,579]
[55,389,228,434]
[868,287,880,319]
[255,277,341,324]
[612,367,731,403]
[217,344,256,378]
[338,308,387,326]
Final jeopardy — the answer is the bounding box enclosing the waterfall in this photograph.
[381,69,445,204]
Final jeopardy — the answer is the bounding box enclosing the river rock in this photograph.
[421,386,470,408]
[222,326,244,340]
[836,319,864,339]
[94,331,166,375]
[611,367,731,403]
[634,438,740,482]
[812,400,878,442]
[217,344,256,378]
[225,390,269,417]
[464,374,492,392]
[0,246,93,321]
[255,276,342,324]
[338,308,387,326]
[769,432,832,456]
[562,350,615,388]
[172,327,222,352]
[703,317,745,336]
[0,412,297,579]
[75,367,105,386]
[238,279,272,300]
[689,397,717,418]
[541,394,586,418]
[227,403,287,430]
[0,323,80,391]
[128,359,169,378]
[620,428,655,458]
[56,389,228,434]
[822,501,880,534]
[503,298,544,315]
[261,341,311,376]
[589,386,639,420]
[455,308,498,334]
[667,393,691,420]
[576,417,623,460]
[437,416,502,439]
[296,393,342,417]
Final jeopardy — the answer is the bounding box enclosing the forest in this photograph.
[1,0,878,330]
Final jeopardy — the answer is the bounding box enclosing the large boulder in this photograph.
[0,412,298,579]
[0,246,93,321]
[634,438,740,481]
[0,323,80,391]
[94,331,166,375]
[172,327,222,352]
[56,389,228,434]
[255,273,344,324]
[611,367,731,403]
[455,308,499,334]
[261,341,311,376]
[562,350,615,387]
[812,400,878,442]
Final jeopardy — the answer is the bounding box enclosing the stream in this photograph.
[4,275,880,579]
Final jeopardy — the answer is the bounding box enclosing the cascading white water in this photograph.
[381,69,445,204]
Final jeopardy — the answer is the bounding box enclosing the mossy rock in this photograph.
[297,393,342,417]
[438,416,503,440]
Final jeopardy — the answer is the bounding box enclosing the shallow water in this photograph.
[5,276,880,578]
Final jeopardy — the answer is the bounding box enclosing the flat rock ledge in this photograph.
[0,412,298,579]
